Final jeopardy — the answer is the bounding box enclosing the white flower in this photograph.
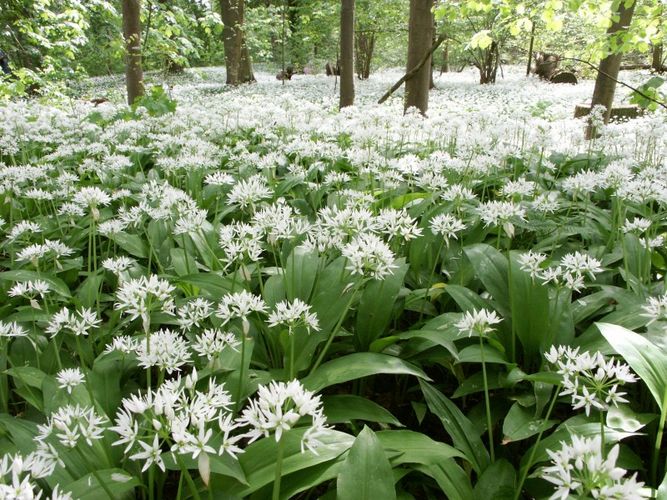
[216,290,267,332]
[455,308,502,337]
[430,213,466,245]
[46,307,101,337]
[541,435,648,499]
[227,175,272,209]
[192,329,240,361]
[56,368,85,394]
[341,233,397,280]
[129,434,166,473]
[545,345,637,416]
[237,379,329,453]
[115,275,176,331]
[267,298,320,333]
[642,293,667,325]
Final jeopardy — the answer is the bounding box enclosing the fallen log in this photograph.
[574,103,643,120]
[378,34,446,105]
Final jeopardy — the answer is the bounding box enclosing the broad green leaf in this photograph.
[376,430,464,464]
[226,428,354,496]
[284,246,321,302]
[177,273,235,300]
[355,259,407,351]
[337,426,396,500]
[303,353,430,392]
[597,322,667,410]
[323,395,402,426]
[109,232,148,259]
[473,459,515,500]
[502,402,557,444]
[462,244,509,316]
[508,251,550,362]
[413,462,474,500]
[457,344,509,365]
[419,380,489,473]
[64,469,139,500]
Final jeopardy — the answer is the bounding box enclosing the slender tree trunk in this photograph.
[652,44,664,72]
[405,0,434,114]
[221,0,243,85]
[239,39,256,83]
[526,21,535,77]
[122,0,144,105]
[440,42,449,73]
[339,0,355,108]
[586,0,636,139]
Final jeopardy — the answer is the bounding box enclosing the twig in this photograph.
[378,34,446,104]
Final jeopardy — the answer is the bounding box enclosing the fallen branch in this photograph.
[378,34,446,105]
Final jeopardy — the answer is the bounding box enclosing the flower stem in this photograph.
[309,284,359,375]
[234,333,247,414]
[651,391,667,484]
[514,384,561,500]
[272,439,285,500]
[479,334,495,463]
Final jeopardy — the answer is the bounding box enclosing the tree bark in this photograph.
[122,0,144,105]
[526,21,535,77]
[404,0,434,114]
[239,38,256,83]
[379,34,445,104]
[440,42,449,73]
[586,0,636,139]
[221,0,243,85]
[340,0,355,108]
[652,43,664,72]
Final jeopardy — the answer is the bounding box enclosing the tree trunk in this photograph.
[526,21,535,77]
[405,0,434,114]
[440,42,449,73]
[339,0,355,108]
[221,0,243,85]
[652,44,664,72]
[586,0,636,139]
[355,31,376,80]
[239,38,256,83]
[122,0,144,105]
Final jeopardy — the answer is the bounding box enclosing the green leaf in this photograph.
[463,244,509,316]
[303,353,430,392]
[502,402,557,444]
[64,469,139,500]
[109,232,149,259]
[597,322,667,410]
[508,252,551,362]
[419,380,489,474]
[323,395,402,426]
[337,426,396,500]
[220,428,354,496]
[284,246,321,302]
[473,459,516,500]
[376,430,464,465]
[457,344,509,365]
[177,273,235,300]
[355,259,408,351]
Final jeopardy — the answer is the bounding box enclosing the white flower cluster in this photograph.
[518,250,603,292]
[237,379,329,453]
[36,404,107,449]
[0,453,72,500]
[46,307,101,337]
[115,275,176,331]
[267,298,320,333]
[542,435,648,500]
[455,308,503,337]
[642,293,667,325]
[545,346,637,416]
